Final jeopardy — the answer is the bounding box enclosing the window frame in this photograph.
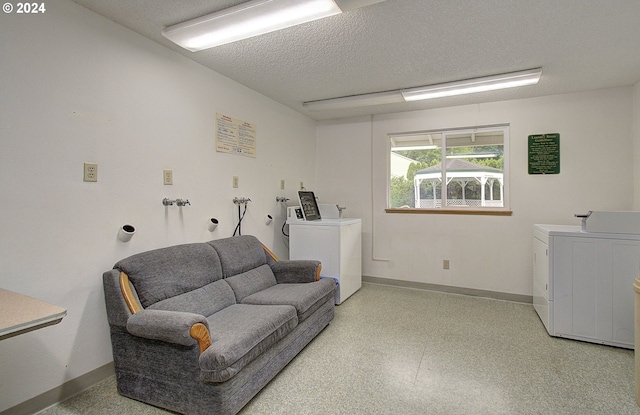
[386,124,511,216]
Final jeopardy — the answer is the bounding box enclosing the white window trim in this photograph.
[387,124,510,214]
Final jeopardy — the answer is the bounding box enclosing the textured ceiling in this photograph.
[71,0,640,120]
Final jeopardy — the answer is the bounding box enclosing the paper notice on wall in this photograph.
[216,113,256,158]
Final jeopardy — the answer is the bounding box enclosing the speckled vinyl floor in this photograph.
[39,283,640,415]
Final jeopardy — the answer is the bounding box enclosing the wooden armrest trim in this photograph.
[119,272,142,314]
[190,323,211,354]
[316,263,322,281]
[261,243,279,262]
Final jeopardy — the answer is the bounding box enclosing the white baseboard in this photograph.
[362,276,532,304]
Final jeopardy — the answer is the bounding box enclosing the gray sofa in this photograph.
[103,235,336,415]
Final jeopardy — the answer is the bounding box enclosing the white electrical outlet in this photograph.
[163,169,173,185]
[443,259,450,270]
[280,179,285,190]
[233,176,239,188]
[83,163,98,182]
[299,181,304,190]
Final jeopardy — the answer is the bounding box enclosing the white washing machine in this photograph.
[287,218,362,304]
[534,215,640,349]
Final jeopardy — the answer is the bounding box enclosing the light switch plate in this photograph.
[163,169,173,185]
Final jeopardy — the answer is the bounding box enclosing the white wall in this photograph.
[634,82,640,209]
[317,87,634,297]
[0,1,316,411]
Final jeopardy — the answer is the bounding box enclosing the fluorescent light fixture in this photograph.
[303,90,404,111]
[401,68,542,101]
[162,0,343,51]
[302,68,542,111]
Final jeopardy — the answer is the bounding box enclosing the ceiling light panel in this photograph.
[401,68,542,101]
[303,90,404,111]
[302,68,542,111]
[162,0,343,51]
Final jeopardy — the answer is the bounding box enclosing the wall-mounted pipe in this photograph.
[233,197,251,205]
[117,224,135,242]
[163,198,191,206]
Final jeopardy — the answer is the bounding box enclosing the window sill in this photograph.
[385,208,512,216]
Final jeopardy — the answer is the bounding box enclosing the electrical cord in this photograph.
[233,203,248,236]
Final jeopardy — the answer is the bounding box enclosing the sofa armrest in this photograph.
[126,309,211,352]
[270,260,321,284]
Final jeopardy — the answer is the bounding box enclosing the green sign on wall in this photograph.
[528,133,560,174]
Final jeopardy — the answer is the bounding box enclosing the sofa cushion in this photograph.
[224,264,277,302]
[115,243,222,308]
[208,235,268,278]
[147,279,236,316]
[199,304,297,383]
[241,278,336,322]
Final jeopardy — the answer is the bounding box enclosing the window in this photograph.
[389,125,509,212]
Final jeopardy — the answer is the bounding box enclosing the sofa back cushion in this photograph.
[208,235,268,278]
[115,243,223,308]
[147,279,236,317]
[224,264,277,302]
